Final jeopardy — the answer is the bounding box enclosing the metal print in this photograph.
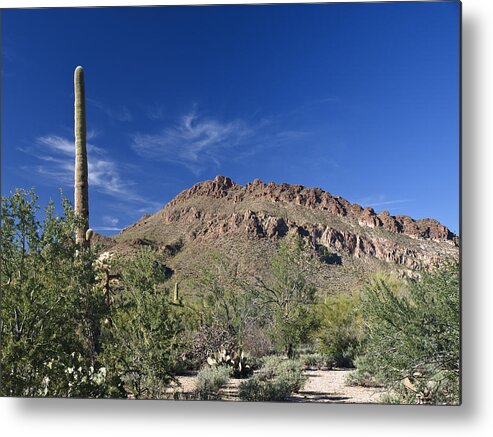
[1,1,460,404]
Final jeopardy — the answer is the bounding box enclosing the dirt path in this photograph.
[289,369,385,404]
[172,369,384,403]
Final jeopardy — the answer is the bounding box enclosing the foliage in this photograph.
[298,353,334,370]
[37,352,123,398]
[0,190,110,397]
[184,323,237,370]
[191,252,267,348]
[241,324,275,359]
[253,235,319,357]
[193,365,231,400]
[317,246,342,265]
[356,263,460,405]
[1,190,184,399]
[239,356,306,402]
[315,293,365,367]
[100,248,183,399]
[345,362,381,388]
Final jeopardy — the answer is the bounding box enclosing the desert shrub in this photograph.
[299,353,334,370]
[194,366,231,400]
[356,263,460,405]
[241,325,275,359]
[37,352,124,398]
[100,248,184,399]
[345,361,381,388]
[316,293,365,367]
[317,246,342,265]
[253,235,319,357]
[183,323,237,370]
[0,190,116,397]
[239,356,306,401]
[162,238,184,257]
[186,253,269,363]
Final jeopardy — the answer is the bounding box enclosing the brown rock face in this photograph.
[115,176,458,275]
[168,176,457,244]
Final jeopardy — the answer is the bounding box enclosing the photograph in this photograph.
[1,1,460,404]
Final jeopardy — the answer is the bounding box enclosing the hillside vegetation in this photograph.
[1,189,459,403]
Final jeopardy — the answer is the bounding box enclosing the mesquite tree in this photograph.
[74,66,89,248]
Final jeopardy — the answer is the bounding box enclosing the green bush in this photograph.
[0,190,115,397]
[239,356,306,401]
[100,248,184,399]
[299,353,334,370]
[345,362,381,388]
[253,235,319,357]
[194,366,231,400]
[315,293,365,368]
[356,263,460,405]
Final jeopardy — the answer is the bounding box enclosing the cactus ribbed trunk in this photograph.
[174,282,179,303]
[74,66,89,248]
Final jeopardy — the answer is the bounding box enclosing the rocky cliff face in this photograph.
[168,176,456,244]
[116,176,458,277]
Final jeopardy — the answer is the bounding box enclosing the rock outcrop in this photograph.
[167,175,458,245]
[113,176,459,276]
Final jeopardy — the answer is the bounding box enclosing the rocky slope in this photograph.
[106,176,458,294]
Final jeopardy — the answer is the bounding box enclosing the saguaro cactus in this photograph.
[74,66,89,248]
[173,282,179,303]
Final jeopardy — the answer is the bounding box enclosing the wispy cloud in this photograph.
[20,135,160,210]
[357,195,413,209]
[131,109,307,175]
[92,215,122,232]
[131,110,254,174]
[102,215,119,227]
[92,226,122,232]
[368,199,413,207]
[37,135,103,156]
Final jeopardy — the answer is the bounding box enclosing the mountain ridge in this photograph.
[99,176,458,293]
[164,175,457,244]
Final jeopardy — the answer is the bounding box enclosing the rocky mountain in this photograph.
[102,176,459,295]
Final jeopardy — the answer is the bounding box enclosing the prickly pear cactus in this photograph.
[207,348,252,378]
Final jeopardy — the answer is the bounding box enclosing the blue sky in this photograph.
[1,2,460,235]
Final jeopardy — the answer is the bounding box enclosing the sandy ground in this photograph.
[289,369,384,404]
[170,369,384,403]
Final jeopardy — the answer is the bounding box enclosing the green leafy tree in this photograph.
[191,252,265,350]
[253,235,319,357]
[357,263,460,404]
[1,190,110,397]
[100,248,183,399]
[316,292,365,367]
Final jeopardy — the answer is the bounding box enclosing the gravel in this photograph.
[170,368,385,403]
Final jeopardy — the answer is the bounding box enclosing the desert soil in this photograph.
[289,369,384,404]
[170,369,385,403]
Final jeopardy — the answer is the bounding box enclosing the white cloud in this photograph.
[22,134,159,210]
[131,110,253,174]
[368,199,413,207]
[102,215,119,227]
[92,227,122,232]
[357,194,413,209]
[37,135,104,156]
